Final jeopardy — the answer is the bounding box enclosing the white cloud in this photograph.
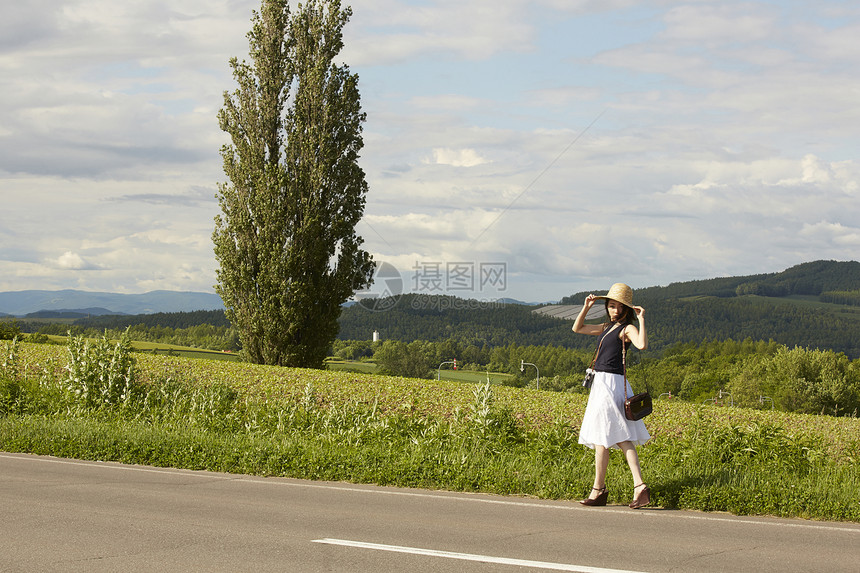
[800,154,834,184]
[660,3,776,45]
[1,0,859,302]
[54,251,97,270]
[800,221,860,247]
[344,0,537,64]
[410,94,485,111]
[425,148,490,167]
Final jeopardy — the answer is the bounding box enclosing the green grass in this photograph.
[36,334,241,362]
[324,359,516,385]
[133,341,239,361]
[434,368,516,385]
[324,358,378,374]
[3,341,859,522]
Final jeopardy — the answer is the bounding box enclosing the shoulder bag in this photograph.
[622,342,652,421]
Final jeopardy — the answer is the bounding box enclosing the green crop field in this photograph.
[326,358,516,385]
[434,368,516,385]
[132,341,239,362]
[37,335,241,362]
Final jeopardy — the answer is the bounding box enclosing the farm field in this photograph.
[37,334,241,362]
[38,337,508,379]
[3,341,860,522]
[325,357,516,385]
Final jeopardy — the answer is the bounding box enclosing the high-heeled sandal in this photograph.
[580,486,608,507]
[629,483,650,509]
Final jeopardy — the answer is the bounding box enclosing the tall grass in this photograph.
[2,339,859,522]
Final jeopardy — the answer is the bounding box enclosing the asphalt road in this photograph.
[2,452,859,572]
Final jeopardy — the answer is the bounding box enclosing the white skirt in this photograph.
[578,371,651,449]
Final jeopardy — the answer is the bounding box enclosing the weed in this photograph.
[64,331,139,411]
[1,336,20,381]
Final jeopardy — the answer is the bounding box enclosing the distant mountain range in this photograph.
[0,290,224,317]
[0,290,540,319]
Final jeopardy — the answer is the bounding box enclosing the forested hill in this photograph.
[561,260,860,303]
[339,260,860,358]
[25,260,859,358]
[66,310,231,330]
[339,294,575,349]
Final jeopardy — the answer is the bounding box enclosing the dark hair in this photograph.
[604,300,634,326]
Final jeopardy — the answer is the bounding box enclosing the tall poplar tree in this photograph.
[214,0,374,368]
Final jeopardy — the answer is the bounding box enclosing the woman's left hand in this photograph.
[633,305,644,318]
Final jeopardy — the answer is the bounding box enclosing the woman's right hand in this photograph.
[573,294,601,335]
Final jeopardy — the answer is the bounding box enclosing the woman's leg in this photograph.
[618,441,644,485]
[620,441,651,508]
[587,445,610,499]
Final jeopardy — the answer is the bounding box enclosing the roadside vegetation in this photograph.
[4,320,859,417]
[2,336,858,522]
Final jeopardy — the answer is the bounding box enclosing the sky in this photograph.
[1,0,859,304]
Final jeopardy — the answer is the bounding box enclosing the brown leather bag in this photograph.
[622,344,652,420]
[624,390,652,421]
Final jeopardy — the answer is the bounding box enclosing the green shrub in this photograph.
[25,333,51,344]
[0,321,21,341]
[0,377,23,416]
[729,346,860,416]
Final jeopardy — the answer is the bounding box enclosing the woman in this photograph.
[573,283,651,509]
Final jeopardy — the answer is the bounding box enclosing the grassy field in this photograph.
[325,358,516,385]
[324,358,378,374]
[778,294,860,321]
[36,335,241,362]
[132,341,239,362]
[3,340,859,522]
[40,339,506,378]
[433,368,516,385]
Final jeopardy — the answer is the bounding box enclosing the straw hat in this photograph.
[595,283,634,309]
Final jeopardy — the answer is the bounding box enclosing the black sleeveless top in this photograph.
[593,323,631,375]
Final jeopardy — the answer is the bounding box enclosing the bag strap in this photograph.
[588,323,617,369]
[622,341,649,399]
[622,342,631,399]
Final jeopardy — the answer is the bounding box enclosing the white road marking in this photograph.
[312,538,646,573]
[4,453,859,535]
